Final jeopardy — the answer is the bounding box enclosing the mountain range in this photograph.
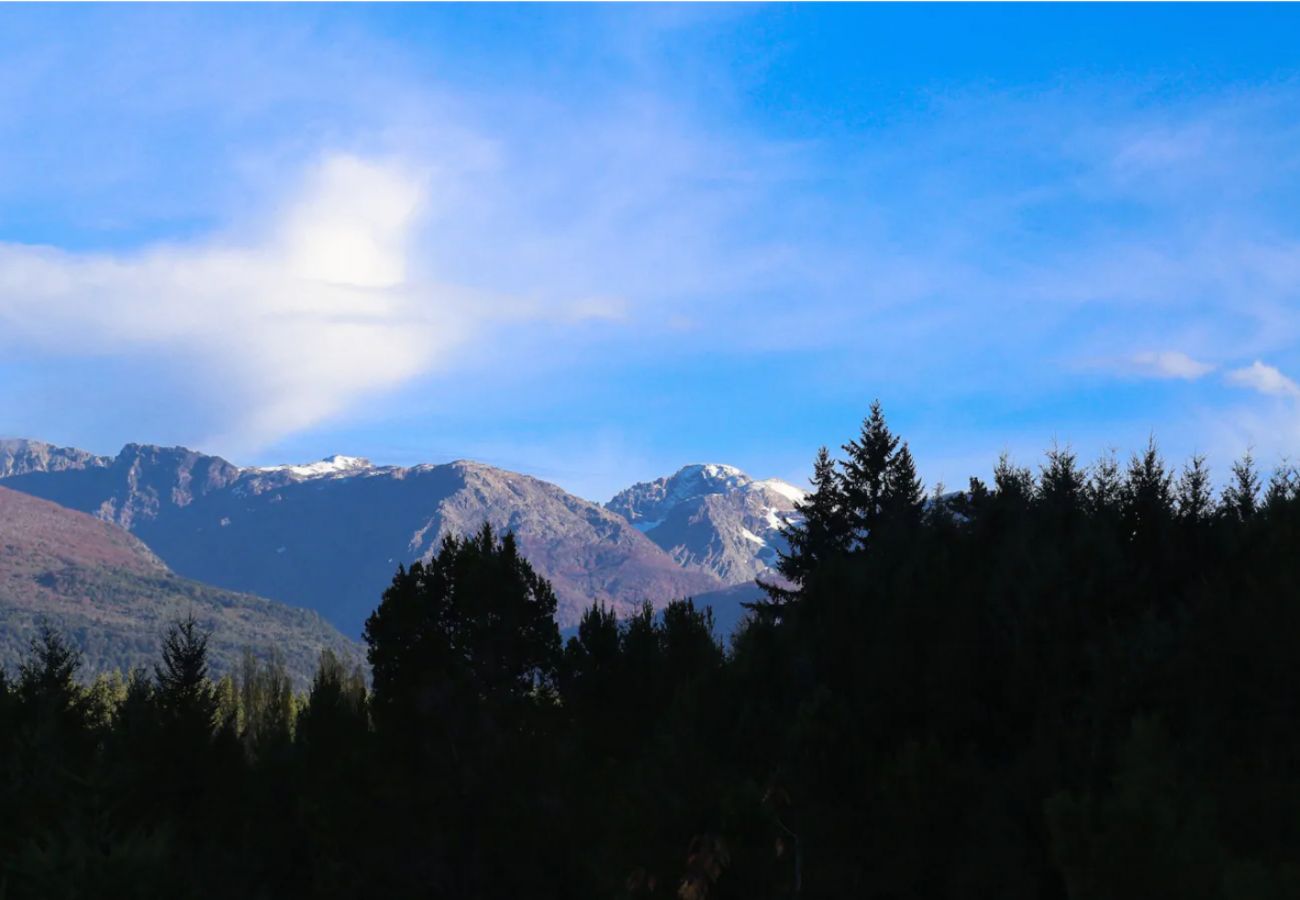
[0,439,805,646]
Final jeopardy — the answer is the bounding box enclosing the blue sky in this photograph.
[4,5,1300,500]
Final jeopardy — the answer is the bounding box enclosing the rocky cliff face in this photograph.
[0,441,242,529]
[1,444,724,635]
[0,438,109,478]
[606,464,806,585]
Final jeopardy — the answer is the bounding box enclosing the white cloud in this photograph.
[1131,350,1215,380]
[280,156,425,289]
[1225,361,1300,399]
[0,154,467,450]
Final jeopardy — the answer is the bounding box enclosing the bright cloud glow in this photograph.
[1225,361,1300,399]
[281,156,425,289]
[0,155,463,449]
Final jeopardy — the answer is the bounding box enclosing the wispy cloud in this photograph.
[1130,351,1215,380]
[1225,361,1300,399]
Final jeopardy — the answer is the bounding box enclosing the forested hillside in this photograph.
[4,405,1300,898]
[0,486,360,686]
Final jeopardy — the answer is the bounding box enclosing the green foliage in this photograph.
[236,649,295,761]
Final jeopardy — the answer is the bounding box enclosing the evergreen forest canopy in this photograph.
[5,403,1300,899]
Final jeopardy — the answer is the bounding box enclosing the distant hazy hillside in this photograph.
[0,485,360,685]
[0,441,723,635]
[607,463,805,584]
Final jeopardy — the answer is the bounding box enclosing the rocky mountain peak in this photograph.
[101,443,242,526]
[0,438,110,478]
[606,464,806,585]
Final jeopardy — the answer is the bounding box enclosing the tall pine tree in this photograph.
[840,400,899,544]
[883,440,925,526]
[1221,451,1260,522]
[767,446,851,604]
[154,614,217,738]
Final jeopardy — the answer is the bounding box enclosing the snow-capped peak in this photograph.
[754,478,807,504]
[671,463,751,492]
[604,462,806,586]
[252,455,373,479]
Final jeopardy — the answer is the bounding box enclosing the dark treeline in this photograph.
[5,403,1300,898]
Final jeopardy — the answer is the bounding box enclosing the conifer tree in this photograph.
[18,625,84,714]
[841,400,900,542]
[1221,452,1260,522]
[993,453,1035,505]
[1263,463,1297,512]
[12,627,97,779]
[771,446,850,597]
[1039,444,1085,514]
[883,440,925,525]
[1123,438,1174,539]
[1086,450,1123,518]
[154,615,218,739]
[1175,455,1213,523]
[6,627,98,866]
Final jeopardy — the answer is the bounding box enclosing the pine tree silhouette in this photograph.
[1222,451,1261,521]
[841,399,900,544]
[761,446,850,612]
[154,614,217,734]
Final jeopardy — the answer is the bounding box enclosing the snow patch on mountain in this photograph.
[251,455,374,479]
[755,478,806,504]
